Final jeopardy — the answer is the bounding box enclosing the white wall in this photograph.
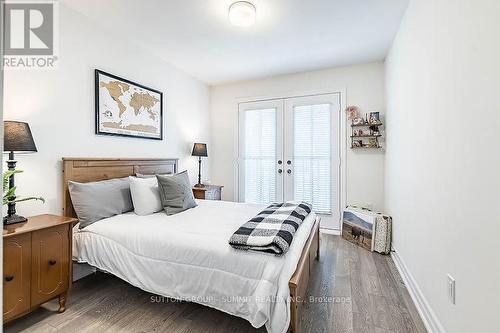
[3,3,210,217]
[385,0,500,332]
[210,62,386,214]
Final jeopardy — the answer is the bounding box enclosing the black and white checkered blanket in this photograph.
[228,201,312,256]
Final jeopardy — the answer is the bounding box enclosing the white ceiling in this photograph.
[65,0,409,85]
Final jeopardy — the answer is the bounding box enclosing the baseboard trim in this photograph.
[391,248,446,333]
[320,228,341,235]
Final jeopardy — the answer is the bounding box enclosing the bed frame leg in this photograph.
[316,224,320,260]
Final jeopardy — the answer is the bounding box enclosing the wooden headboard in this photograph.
[62,158,178,218]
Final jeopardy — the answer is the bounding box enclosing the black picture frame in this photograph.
[95,69,163,140]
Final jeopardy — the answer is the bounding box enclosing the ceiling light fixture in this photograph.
[228,1,256,27]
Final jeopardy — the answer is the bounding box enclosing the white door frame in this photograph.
[234,88,347,231]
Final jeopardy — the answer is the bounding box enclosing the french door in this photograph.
[238,93,341,230]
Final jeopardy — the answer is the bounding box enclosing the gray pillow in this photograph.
[68,177,133,229]
[156,171,197,215]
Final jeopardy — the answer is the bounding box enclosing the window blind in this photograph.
[243,108,277,204]
[293,104,332,214]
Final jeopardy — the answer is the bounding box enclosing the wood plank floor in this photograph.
[4,235,427,333]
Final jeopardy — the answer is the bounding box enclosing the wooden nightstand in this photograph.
[3,214,77,323]
[192,185,223,200]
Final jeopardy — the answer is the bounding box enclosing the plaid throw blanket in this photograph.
[229,201,312,255]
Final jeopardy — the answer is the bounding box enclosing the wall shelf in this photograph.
[350,120,383,149]
[350,135,382,138]
[351,122,383,127]
[350,146,383,149]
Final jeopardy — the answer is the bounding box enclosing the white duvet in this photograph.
[73,200,316,333]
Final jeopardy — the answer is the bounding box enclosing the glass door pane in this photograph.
[284,94,340,229]
[293,103,331,213]
[238,100,283,204]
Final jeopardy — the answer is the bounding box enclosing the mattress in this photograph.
[73,199,316,333]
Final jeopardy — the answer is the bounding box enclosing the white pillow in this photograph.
[129,176,163,215]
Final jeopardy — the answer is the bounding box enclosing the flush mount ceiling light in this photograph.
[228,1,256,27]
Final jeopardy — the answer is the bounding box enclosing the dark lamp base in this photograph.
[194,183,204,188]
[3,214,28,225]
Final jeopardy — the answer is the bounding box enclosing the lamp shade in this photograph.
[191,143,208,157]
[4,121,37,153]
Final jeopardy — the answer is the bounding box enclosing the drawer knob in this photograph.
[5,275,14,282]
[49,259,57,266]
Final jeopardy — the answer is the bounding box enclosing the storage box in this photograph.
[341,206,392,254]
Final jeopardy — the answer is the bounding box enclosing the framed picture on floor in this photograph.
[341,208,376,251]
[95,69,163,140]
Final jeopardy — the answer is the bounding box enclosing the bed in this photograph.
[63,158,320,333]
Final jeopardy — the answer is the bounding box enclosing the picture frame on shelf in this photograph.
[367,138,379,148]
[369,112,381,125]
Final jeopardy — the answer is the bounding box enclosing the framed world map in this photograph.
[95,69,163,140]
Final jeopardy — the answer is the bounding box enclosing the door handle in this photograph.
[278,160,282,165]
[287,160,292,165]
[49,259,57,266]
[5,275,14,282]
[278,169,283,174]
[287,169,292,174]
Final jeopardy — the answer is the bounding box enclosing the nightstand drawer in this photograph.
[3,234,31,321]
[31,224,70,306]
[204,188,221,200]
[192,185,223,200]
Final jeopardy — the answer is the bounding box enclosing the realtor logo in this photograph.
[3,1,58,69]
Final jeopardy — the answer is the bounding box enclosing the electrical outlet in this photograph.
[447,274,456,304]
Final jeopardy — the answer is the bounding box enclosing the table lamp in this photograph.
[191,143,207,188]
[3,121,38,225]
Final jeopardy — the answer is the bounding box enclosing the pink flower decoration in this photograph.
[345,106,360,120]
